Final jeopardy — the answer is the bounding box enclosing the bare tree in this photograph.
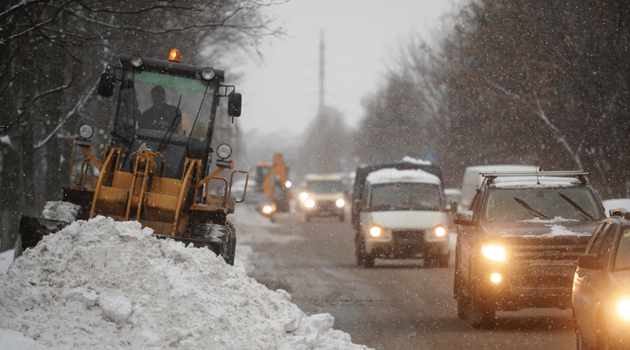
[437,0,630,196]
[0,0,283,251]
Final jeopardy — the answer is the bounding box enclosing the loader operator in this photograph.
[139,86,183,133]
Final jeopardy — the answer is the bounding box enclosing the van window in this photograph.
[307,180,343,194]
[370,182,442,211]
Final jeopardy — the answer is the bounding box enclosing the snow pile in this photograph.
[42,201,82,222]
[0,249,12,276]
[0,216,369,350]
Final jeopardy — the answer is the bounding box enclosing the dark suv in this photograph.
[452,171,605,328]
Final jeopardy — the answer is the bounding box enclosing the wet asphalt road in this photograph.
[234,206,575,350]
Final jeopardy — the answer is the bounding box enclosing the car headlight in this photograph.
[216,143,232,159]
[336,198,345,208]
[262,205,273,214]
[285,180,292,188]
[299,192,308,201]
[369,226,382,237]
[482,245,506,261]
[433,225,447,237]
[618,296,630,320]
[305,199,315,208]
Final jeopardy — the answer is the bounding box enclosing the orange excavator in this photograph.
[16,50,248,265]
[255,153,292,215]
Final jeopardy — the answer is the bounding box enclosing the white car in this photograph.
[356,168,450,268]
[298,174,346,222]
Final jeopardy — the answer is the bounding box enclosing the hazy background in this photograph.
[237,0,458,135]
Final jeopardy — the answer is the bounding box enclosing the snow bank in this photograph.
[0,216,369,350]
[0,248,12,274]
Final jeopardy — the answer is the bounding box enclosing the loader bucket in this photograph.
[16,216,71,257]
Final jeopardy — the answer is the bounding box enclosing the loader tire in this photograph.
[224,221,237,266]
[13,234,23,260]
[194,223,236,266]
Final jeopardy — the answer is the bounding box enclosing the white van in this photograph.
[355,168,450,267]
[460,165,538,210]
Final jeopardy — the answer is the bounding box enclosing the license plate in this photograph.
[529,265,576,277]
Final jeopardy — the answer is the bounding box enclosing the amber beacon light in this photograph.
[169,49,181,62]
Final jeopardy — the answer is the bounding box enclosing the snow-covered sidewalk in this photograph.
[0,214,370,350]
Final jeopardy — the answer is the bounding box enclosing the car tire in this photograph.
[438,252,450,268]
[356,237,375,268]
[468,270,496,329]
[305,215,311,222]
[575,328,592,350]
[457,295,471,320]
[339,214,345,222]
[596,319,613,350]
[469,295,496,329]
[455,264,470,319]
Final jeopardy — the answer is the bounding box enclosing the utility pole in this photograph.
[318,30,325,115]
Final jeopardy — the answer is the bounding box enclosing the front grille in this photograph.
[510,244,588,262]
[512,274,574,289]
[393,230,424,242]
[316,201,335,210]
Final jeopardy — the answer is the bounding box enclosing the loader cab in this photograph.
[102,53,241,179]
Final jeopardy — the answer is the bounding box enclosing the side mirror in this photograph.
[453,211,474,226]
[228,92,242,117]
[450,201,458,214]
[578,254,603,270]
[98,72,115,97]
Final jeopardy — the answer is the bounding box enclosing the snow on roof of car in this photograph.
[401,156,432,165]
[444,188,462,195]
[305,173,343,181]
[491,176,582,188]
[603,198,630,215]
[366,168,440,185]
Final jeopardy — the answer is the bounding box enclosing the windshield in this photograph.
[370,182,443,211]
[307,180,343,194]
[614,227,630,271]
[111,69,215,178]
[485,187,603,222]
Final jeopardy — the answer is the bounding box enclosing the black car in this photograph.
[573,210,630,350]
[453,171,605,328]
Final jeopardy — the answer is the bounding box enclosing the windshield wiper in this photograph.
[157,95,183,154]
[558,192,594,220]
[513,197,550,220]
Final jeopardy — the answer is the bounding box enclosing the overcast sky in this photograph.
[236,0,459,136]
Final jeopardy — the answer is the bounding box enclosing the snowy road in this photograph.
[232,205,576,350]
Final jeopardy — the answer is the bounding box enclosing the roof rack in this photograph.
[480,171,589,185]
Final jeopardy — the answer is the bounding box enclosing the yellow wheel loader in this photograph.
[15,50,248,265]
